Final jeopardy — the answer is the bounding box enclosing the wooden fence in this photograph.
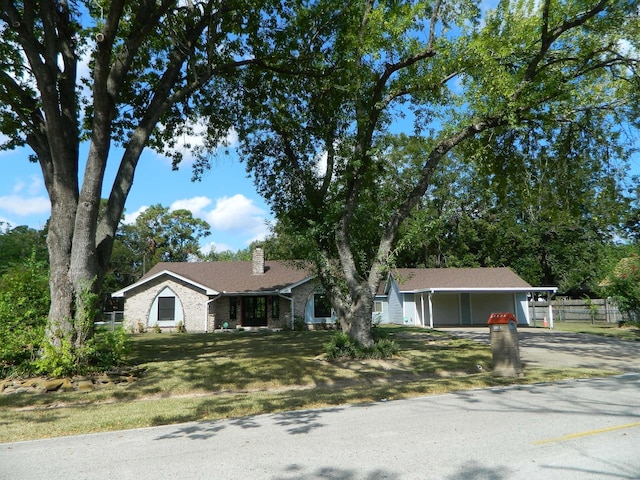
[529,298,623,325]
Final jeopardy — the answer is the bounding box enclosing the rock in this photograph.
[76,380,94,392]
[44,379,65,392]
[60,379,75,391]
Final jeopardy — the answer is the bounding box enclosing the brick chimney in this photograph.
[252,247,265,275]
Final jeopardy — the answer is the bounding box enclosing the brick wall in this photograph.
[290,281,318,325]
[123,276,208,332]
[122,275,320,332]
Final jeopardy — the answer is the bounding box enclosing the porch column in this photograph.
[428,292,434,329]
[547,291,554,329]
[420,294,426,327]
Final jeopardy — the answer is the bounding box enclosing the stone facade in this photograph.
[289,280,319,325]
[123,276,209,332]
[121,271,321,333]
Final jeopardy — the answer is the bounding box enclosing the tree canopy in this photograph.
[232,0,639,345]
[0,0,276,358]
[1,0,638,355]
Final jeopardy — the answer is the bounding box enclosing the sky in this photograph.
[0,138,273,253]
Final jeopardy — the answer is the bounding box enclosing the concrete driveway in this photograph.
[442,327,640,372]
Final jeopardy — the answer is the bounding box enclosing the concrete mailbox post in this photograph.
[487,313,523,377]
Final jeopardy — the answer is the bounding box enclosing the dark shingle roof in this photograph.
[389,267,532,292]
[142,261,313,293]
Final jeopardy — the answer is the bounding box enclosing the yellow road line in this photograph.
[534,421,640,446]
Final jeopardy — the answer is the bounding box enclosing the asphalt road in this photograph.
[2,373,639,480]
[444,327,640,372]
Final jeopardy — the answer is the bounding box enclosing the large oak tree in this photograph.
[0,1,271,356]
[234,0,639,346]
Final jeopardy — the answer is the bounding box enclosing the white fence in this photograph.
[94,311,124,330]
[529,298,623,325]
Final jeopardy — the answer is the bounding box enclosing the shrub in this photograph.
[0,256,49,377]
[0,254,132,378]
[36,327,132,377]
[293,317,306,331]
[324,332,359,359]
[35,336,80,377]
[324,331,399,360]
[604,255,640,323]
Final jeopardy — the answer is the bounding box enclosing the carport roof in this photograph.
[386,267,537,293]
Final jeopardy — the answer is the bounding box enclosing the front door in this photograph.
[243,296,267,327]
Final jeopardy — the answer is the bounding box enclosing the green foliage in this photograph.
[0,256,49,377]
[92,328,132,369]
[394,140,626,296]
[293,317,306,332]
[235,0,639,347]
[0,224,48,276]
[35,336,80,378]
[603,255,640,322]
[0,252,131,377]
[35,327,131,377]
[324,332,399,360]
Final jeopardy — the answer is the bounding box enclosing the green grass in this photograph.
[551,321,640,341]
[0,326,613,443]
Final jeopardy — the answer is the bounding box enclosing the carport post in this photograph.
[547,291,554,329]
[428,291,434,329]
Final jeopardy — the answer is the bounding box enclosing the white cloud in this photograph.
[11,175,44,196]
[123,194,270,252]
[0,194,50,216]
[123,205,148,225]
[205,194,266,231]
[200,240,235,254]
[170,196,212,217]
[243,222,270,246]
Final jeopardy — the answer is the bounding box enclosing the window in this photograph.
[313,293,332,318]
[374,301,383,313]
[243,296,267,326]
[158,297,175,321]
[229,297,237,320]
[271,297,280,318]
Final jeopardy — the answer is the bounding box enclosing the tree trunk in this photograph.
[43,168,105,351]
[45,202,75,349]
[339,282,374,347]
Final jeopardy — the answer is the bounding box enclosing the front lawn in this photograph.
[551,321,640,341]
[0,326,611,443]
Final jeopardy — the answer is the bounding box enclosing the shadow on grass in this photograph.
[126,329,465,396]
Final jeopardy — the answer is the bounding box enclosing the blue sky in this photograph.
[0,138,273,253]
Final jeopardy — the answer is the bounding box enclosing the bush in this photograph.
[0,256,49,377]
[92,327,132,368]
[293,317,306,331]
[604,255,640,323]
[324,331,399,360]
[36,327,132,377]
[324,332,359,359]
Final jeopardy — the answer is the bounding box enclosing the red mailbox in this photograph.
[487,312,517,325]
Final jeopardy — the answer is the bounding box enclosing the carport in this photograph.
[377,267,557,328]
